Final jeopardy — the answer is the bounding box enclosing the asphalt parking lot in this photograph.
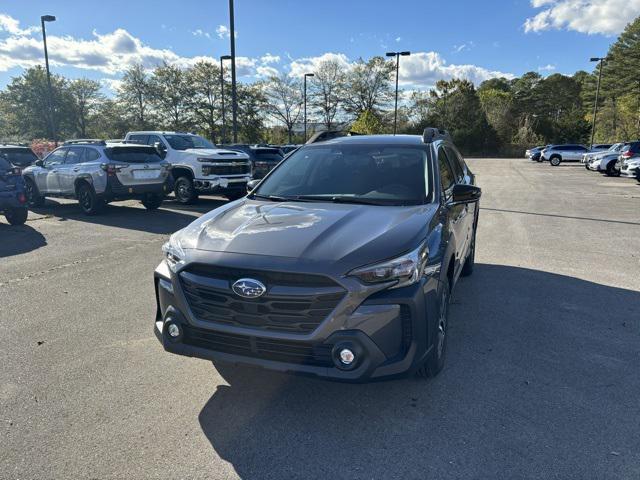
[1,158,639,479]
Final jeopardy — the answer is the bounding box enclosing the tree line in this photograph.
[0,16,638,155]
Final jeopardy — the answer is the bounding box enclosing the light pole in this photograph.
[219,55,231,144]
[386,51,410,135]
[41,14,56,143]
[303,73,314,142]
[589,56,606,149]
[228,0,238,143]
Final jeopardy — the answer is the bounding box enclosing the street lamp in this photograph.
[228,0,238,143]
[220,55,232,144]
[41,14,56,143]
[386,51,410,135]
[303,73,314,142]
[589,56,606,149]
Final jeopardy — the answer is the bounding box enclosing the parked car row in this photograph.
[0,132,301,220]
[525,141,640,180]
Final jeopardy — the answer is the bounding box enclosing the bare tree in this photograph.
[310,59,346,130]
[68,78,103,137]
[343,56,394,118]
[262,73,302,143]
[149,63,194,131]
[187,60,222,143]
[118,64,151,128]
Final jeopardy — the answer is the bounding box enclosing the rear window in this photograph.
[0,148,38,166]
[105,147,162,163]
[254,149,283,162]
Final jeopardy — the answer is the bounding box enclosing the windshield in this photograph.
[253,144,429,206]
[0,148,37,166]
[163,134,214,150]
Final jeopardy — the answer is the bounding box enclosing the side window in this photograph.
[128,134,148,145]
[146,135,162,146]
[437,147,455,194]
[44,149,67,167]
[445,146,464,183]
[64,147,84,164]
[85,148,101,162]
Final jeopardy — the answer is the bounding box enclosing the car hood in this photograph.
[182,148,249,159]
[176,199,436,265]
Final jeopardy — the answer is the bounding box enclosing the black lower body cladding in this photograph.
[153,258,441,382]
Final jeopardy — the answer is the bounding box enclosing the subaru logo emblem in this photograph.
[232,278,266,298]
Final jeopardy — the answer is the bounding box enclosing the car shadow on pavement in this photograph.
[198,264,640,479]
[0,223,47,257]
[28,197,226,235]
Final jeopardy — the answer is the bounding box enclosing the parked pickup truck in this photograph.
[124,131,251,204]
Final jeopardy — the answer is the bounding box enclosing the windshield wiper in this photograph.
[295,195,390,206]
[251,193,297,202]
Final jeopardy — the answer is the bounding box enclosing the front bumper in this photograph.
[153,259,441,382]
[620,165,639,178]
[193,176,249,193]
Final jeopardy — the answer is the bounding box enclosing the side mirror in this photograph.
[451,184,481,204]
[154,142,167,158]
[247,179,260,191]
[35,159,44,167]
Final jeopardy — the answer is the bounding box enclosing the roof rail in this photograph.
[63,139,106,146]
[422,128,451,144]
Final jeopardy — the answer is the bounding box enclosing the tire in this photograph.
[25,178,44,207]
[141,193,163,210]
[605,161,620,177]
[76,183,104,215]
[416,276,450,379]
[174,176,198,205]
[550,155,561,166]
[461,235,476,277]
[536,157,543,163]
[4,207,28,225]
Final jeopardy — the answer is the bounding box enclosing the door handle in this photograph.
[51,170,58,173]
[73,168,80,172]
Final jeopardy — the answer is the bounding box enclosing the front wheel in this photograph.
[4,207,28,225]
[605,161,620,177]
[25,178,44,207]
[174,176,198,204]
[416,276,450,379]
[77,183,104,215]
[141,193,163,210]
[550,156,561,166]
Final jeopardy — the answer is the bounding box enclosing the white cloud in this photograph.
[524,0,640,35]
[0,13,38,36]
[288,52,352,78]
[399,52,513,88]
[538,63,556,72]
[256,65,279,78]
[260,53,280,64]
[395,36,402,42]
[192,29,211,39]
[216,25,230,39]
[100,78,124,93]
[453,41,475,53]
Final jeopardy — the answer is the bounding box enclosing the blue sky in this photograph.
[0,0,636,93]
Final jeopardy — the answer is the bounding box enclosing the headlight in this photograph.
[162,232,186,272]
[348,242,436,289]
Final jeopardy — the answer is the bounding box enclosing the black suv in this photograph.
[0,144,38,168]
[224,145,284,179]
[154,129,480,382]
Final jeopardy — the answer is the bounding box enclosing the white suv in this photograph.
[541,144,589,166]
[124,131,251,204]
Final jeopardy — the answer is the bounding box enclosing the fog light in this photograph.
[167,323,180,338]
[339,348,355,365]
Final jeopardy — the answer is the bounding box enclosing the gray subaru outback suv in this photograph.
[154,129,481,382]
[23,140,172,215]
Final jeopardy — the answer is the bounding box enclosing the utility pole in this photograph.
[219,55,231,144]
[386,51,410,135]
[589,57,606,148]
[228,0,238,143]
[41,15,56,144]
[303,73,314,142]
